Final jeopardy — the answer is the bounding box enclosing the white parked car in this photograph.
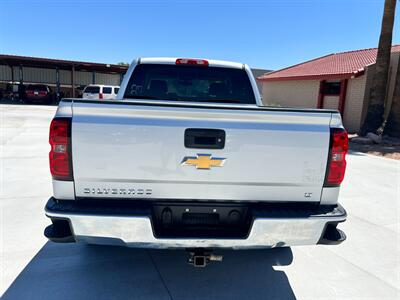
[82,84,120,100]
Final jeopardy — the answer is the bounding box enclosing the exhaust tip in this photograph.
[44,219,75,243]
[318,223,346,245]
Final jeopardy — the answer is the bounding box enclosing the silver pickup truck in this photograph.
[44,57,347,266]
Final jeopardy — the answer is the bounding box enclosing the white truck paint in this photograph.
[45,57,347,250]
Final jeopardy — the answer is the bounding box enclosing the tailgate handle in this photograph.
[184,128,225,149]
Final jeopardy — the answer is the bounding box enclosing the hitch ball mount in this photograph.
[187,249,223,267]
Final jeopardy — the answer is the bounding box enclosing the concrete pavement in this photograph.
[1,104,399,299]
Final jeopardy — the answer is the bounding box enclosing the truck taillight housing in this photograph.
[99,93,103,99]
[324,128,348,186]
[49,118,73,181]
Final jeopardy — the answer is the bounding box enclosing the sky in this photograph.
[1,0,399,70]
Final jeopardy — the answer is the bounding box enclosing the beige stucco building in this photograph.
[258,46,400,133]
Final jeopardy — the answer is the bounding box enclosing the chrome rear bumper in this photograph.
[45,198,346,249]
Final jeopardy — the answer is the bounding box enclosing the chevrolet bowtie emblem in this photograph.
[181,154,226,170]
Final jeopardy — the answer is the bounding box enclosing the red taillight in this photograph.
[175,58,209,66]
[325,128,348,186]
[26,90,34,96]
[99,93,103,99]
[39,91,47,96]
[49,118,73,181]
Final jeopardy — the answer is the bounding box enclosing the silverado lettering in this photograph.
[83,188,153,196]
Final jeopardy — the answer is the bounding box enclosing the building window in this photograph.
[322,82,341,95]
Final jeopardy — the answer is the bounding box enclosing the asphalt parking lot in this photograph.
[1,104,399,300]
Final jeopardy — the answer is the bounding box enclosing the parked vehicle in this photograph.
[1,84,20,102]
[82,84,120,100]
[44,58,348,267]
[75,85,86,98]
[25,84,53,104]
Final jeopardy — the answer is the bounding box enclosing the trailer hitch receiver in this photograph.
[187,249,223,267]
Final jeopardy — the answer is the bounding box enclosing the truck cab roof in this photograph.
[136,57,245,69]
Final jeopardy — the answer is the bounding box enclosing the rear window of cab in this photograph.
[124,64,256,104]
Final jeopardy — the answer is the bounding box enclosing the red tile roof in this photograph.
[258,45,400,81]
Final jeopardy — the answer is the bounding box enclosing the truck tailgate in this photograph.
[71,101,332,202]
